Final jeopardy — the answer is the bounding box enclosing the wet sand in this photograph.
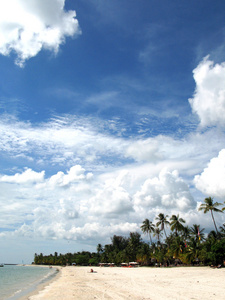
[23,266,225,300]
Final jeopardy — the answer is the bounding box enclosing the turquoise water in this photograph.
[0,265,57,300]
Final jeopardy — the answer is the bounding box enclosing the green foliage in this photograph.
[170,214,185,235]
[34,198,224,267]
[34,251,99,266]
[155,213,169,238]
[211,239,225,265]
[34,232,148,266]
[141,219,155,244]
[198,197,223,234]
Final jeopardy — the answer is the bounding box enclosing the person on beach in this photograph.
[90,268,97,273]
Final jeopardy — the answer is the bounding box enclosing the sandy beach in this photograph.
[23,266,225,300]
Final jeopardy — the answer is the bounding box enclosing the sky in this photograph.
[0,0,225,264]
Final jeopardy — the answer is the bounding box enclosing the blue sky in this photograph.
[0,0,225,263]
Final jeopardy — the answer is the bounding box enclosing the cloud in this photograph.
[0,164,197,242]
[48,165,93,188]
[125,136,165,163]
[0,98,225,243]
[0,115,128,168]
[0,0,80,66]
[138,24,167,65]
[194,149,225,199]
[58,198,79,220]
[0,113,224,187]
[0,168,45,184]
[90,178,133,217]
[134,169,196,212]
[189,57,225,127]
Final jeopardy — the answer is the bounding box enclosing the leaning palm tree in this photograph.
[198,197,222,234]
[170,214,185,236]
[155,213,170,239]
[141,219,155,245]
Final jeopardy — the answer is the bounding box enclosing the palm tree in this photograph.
[181,226,190,241]
[198,197,222,234]
[185,238,201,264]
[136,243,150,265]
[207,230,218,241]
[153,227,163,244]
[141,219,155,244]
[170,214,185,236]
[189,224,205,243]
[169,236,185,260]
[155,213,170,238]
[97,243,103,254]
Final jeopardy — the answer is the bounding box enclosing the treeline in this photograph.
[34,251,100,266]
[33,232,143,266]
[34,197,225,267]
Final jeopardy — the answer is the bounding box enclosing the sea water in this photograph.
[0,265,58,300]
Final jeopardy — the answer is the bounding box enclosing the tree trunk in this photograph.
[164,228,167,238]
[211,209,218,234]
[149,233,152,245]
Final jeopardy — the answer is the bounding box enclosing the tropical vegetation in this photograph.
[34,197,225,267]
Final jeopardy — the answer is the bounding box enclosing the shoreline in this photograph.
[19,265,225,300]
[10,265,61,300]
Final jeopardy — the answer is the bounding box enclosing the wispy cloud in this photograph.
[0,114,130,169]
[1,57,225,247]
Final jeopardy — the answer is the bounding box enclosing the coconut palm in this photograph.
[170,214,185,236]
[181,226,190,241]
[155,213,170,238]
[185,237,201,264]
[198,197,222,234]
[97,243,103,254]
[207,230,218,242]
[136,243,151,265]
[141,219,155,244]
[169,236,185,260]
[153,227,163,244]
[189,224,205,243]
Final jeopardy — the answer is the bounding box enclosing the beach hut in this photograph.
[121,263,128,267]
[129,262,139,267]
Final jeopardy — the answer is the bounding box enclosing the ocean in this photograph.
[0,265,58,300]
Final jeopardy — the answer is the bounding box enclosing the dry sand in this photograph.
[26,266,225,300]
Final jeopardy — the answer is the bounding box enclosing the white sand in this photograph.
[27,266,225,300]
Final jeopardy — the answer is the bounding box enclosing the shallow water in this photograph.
[0,265,57,300]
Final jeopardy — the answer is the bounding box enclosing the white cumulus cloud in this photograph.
[0,168,45,184]
[194,149,225,199]
[0,0,81,66]
[134,169,196,211]
[90,179,133,217]
[189,56,225,127]
[48,165,93,188]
